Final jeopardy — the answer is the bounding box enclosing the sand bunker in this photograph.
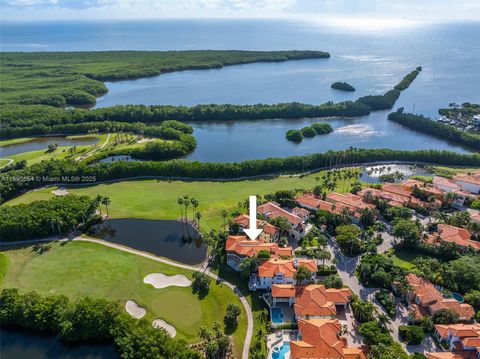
[152,319,176,337]
[51,187,68,196]
[143,273,192,289]
[125,300,146,319]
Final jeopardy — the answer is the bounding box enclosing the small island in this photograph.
[286,122,333,142]
[331,82,356,92]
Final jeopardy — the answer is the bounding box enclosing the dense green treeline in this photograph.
[1,101,371,135]
[0,50,329,107]
[388,110,480,150]
[1,67,422,139]
[0,195,97,241]
[357,67,422,110]
[1,148,479,202]
[0,289,200,358]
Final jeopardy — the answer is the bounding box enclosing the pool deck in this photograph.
[267,330,297,359]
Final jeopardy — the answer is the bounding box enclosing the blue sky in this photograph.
[1,0,479,21]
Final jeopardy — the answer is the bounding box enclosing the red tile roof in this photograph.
[427,224,479,251]
[429,324,480,359]
[233,214,278,236]
[454,173,480,186]
[225,235,293,258]
[293,285,352,318]
[406,274,475,320]
[291,319,365,359]
[257,202,303,226]
[258,258,317,278]
[433,176,462,191]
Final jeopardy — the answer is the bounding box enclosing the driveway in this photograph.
[327,237,439,354]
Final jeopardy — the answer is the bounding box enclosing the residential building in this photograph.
[254,258,317,290]
[233,214,279,242]
[426,224,480,251]
[325,192,376,223]
[453,172,480,195]
[404,273,475,322]
[225,235,293,271]
[291,318,366,359]
[427,324,480,358]
[271,284,352,319]
[257,201,312,240]
[433,176,475,207]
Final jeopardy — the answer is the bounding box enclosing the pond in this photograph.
[0,328,118,359]
[0,136,99,158]
[91,218,207,265]
[360,164,434,184]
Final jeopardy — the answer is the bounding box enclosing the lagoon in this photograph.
[0,136,99,158]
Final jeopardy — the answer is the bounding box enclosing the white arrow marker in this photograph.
[243,195,263,241]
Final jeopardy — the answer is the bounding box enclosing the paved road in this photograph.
[327,236,438,354]
[0,158,14,169]
[1,235,254,359]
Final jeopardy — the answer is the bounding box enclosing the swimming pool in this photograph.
[271,307,285,324]
[451,292,465,303]
[272,341,290,359]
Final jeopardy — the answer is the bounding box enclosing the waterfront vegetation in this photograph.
[357,67,422,110]
[2,148,479,202]
[331,81,355,91]
[1,66,422,140]
[0,288,200,358]
[0,50,329,107]
[0,241,247,356]
[286,123,333,142]
[0,195,98,241]
[388,110,480,150]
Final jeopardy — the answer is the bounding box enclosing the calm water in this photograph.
[0,136,99,157]
[1,20,479,161]
[0,329,118,359]
[92,219,207,265]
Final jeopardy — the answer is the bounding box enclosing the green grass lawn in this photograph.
[0,241,247,356]
[4,170,356,232]
[389,247,420,270]
[0,138,35,147]
[8,145,92,165]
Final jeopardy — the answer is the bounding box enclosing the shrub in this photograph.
[399,325,424,345]
[311,122,333,135]
[191,272,210,296]
[224,304,241,329]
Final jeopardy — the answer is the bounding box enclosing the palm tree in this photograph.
[377,313,392,330]
[221,209,228,229]
[195,212,202,231]
[101,196,111,218]
[177,197,184,221]
[95,194,103,215]
[191,198,198,220]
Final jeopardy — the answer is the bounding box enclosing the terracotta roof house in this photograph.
[426,224,480,251]
[257,201,312,240]
[402,179,445,199]
[233,214,279,241]
[426,324,480,358]
[296,193,352,217]
[405,274,475,321]
[225,235,293,271]
[433,176,475,207]
[271,284,352,318]
[253,258,317,290]
[290,319,366,359]
[325,192,376,223]
[272,284,352,319]
[453,172,480,195]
